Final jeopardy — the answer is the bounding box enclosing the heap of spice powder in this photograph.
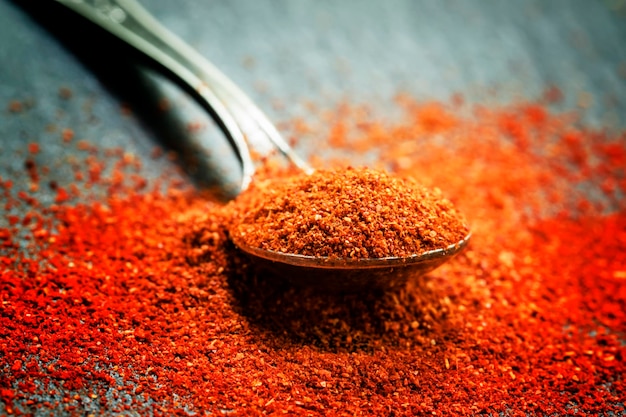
[0,91,625,416]
[231,167,469,258]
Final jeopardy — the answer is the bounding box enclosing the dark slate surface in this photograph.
[2,0,625,200]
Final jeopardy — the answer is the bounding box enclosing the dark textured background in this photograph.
[2,0,626,198]
[1,0,625,414]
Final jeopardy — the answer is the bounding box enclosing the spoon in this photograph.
[54,0,312,191]
[55,0,470,290]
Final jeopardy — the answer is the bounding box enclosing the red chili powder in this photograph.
[231,167,469,258]
[1,95,625,415]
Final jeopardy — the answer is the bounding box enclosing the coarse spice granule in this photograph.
[231,167,469,259]
[1,93,625,415]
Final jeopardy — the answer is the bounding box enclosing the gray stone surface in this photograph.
[2,0,625,200]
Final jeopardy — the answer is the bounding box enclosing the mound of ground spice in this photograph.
[231,167,469,258]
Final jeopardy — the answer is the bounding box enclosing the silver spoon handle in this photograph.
[54,0,311,190]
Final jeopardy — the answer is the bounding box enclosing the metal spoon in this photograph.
[55,0,312,191]
[55,0,470,290]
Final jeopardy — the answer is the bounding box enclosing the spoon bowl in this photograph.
[231,232,471,291]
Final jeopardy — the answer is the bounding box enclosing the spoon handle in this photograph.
[54,0,310,189]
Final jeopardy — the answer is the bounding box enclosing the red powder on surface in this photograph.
[62,128,75,143]
[58,87,73,100]
[27,143,40,155]
[0,96,625,415]
[7,100,24,113]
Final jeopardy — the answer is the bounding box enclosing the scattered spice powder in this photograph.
[231,167,469,258]
[0,93,625,415]
[61,128,75,143]
[6,100,23,113]
[58,86,73,100]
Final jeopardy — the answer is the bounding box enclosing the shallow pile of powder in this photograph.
[231,167,469,259]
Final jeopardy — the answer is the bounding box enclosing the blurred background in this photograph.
[1,0,625,197]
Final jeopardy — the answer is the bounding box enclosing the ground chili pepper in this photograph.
[231,167,469,258]
[1,91,625,415]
